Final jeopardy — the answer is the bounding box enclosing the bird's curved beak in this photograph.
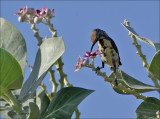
[90,41,97,52]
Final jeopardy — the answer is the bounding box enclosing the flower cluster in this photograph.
[15,5,54,24]
[74,50,100,72]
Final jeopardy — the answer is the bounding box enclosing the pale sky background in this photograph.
[1,1,159,118]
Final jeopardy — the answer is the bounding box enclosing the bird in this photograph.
[90,28,122,86]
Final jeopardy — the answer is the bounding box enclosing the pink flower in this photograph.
[34,6,54,24]
[15,5,35,16]
[35,6,54,19]
[42,6,54,18]
[74,56,82,72]
[74,56,89,72]
[15,5,54,23]
[83,50,100,58]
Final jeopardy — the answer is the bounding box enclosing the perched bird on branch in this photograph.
[90,28,122,86]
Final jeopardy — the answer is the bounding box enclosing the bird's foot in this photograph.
[95,66,100,73]
[111,79,118,88]
[115,79,118,87]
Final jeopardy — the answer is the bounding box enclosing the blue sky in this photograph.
[1,1,159,118]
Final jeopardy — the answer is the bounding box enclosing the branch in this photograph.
[42,19,80,118]
[55,57,65,89]
[49,69,58,97]
[84,64,147,100]
[40,83,52,101]
[75,108,81,119]
[31,24,43,46]
[124,19,159,88]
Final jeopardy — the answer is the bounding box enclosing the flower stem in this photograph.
[31,24,43,46]
[42,20,57,38]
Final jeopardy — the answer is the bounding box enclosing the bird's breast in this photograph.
[98,39,119,67]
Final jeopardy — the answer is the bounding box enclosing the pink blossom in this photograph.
[83,50,100,58]
[74,56,90,72]
[74,56,82,72]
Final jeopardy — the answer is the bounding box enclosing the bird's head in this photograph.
[90,28,107,52]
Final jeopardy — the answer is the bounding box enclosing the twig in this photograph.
[75,108,81,119]
[117,84,147,100]
[26,60,33,71]
[42,19,80,118]
[49,69,58,97]
[55,57,65,89]
[84,64,147,100]
[40,83,52,101]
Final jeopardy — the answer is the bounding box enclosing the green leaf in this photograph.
[0,18,27,75]
[36,89,50,117]
[19,37,65,102]
[121,23,160,51]
[0,48,23,91]
[27,102,40,119]
[148,50,160,81]
[42,87,94,119]
[136,97,160,119]
[109,70,159,94]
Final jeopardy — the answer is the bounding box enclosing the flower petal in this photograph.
[74,56,82,72]
[51,9,54,17]
[35,9,41,15]
[95,50,99,54]
[43,6,46,11]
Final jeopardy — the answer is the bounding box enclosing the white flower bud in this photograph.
[18,16,26,22]
[82,58,89,66]
[34,17,42,24]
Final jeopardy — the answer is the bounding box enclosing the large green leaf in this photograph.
[42,87,94,119]
[36,89,50,117]
[121,23,160,51]
[109,70,159,94]
[148,50,160,81]
[0,48,23,91]
[0,18,27,75]
[19,37,65,102]
[136,97,160,119]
